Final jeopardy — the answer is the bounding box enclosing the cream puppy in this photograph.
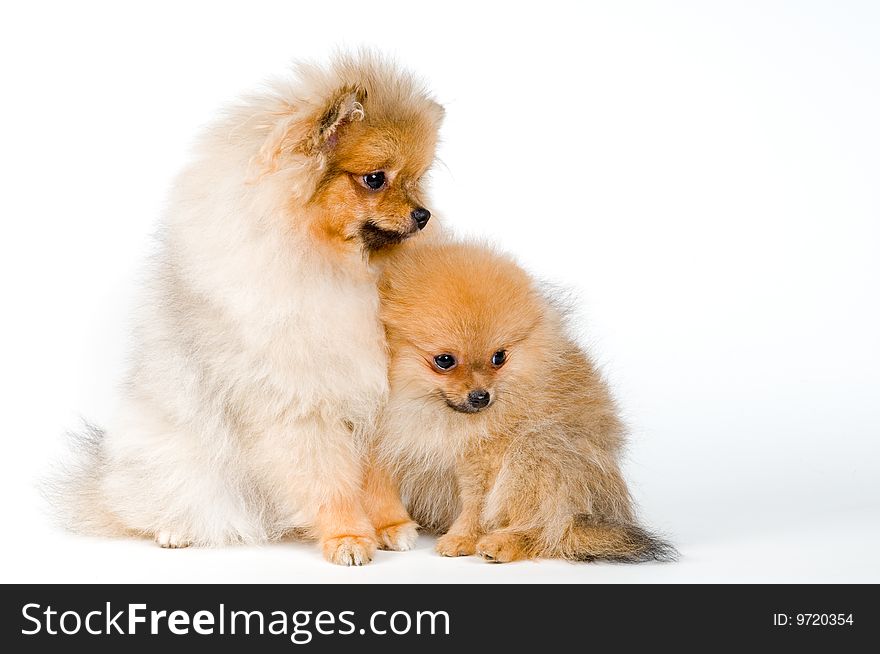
[55,53,444,565]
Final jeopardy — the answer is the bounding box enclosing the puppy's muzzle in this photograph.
[360,208,431,251]
[445,389,492,414]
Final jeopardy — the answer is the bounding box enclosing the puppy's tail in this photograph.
[557,514,678,563]
[42,422,128,537]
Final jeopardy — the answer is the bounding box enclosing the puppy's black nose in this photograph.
[411,207,431,230]
[467,389,491,409]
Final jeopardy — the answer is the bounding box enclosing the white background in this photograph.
[1,1,878,583]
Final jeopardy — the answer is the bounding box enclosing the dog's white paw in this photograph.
[154,530,191,549]
[377,520,419,551]
[322,535,376,566]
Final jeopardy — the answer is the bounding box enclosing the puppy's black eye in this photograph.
[491,350,507,367]
[433,354,457,370]
[362,171,386,190]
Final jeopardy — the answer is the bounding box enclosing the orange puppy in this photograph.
[371,241,676,563]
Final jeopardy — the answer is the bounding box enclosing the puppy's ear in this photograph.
[253,86,366,177]
[312,86,367,152]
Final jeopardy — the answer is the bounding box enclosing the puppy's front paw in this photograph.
[154,530,191,549]
[376,520,419,551]
[436,533,477,557]
[322,535,377,566]
[476,532,530,563]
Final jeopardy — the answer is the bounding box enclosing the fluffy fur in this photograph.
[52,52,444,565]
[372,241,676,563]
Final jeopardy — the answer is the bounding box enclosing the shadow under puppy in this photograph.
[371,241,676,562]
